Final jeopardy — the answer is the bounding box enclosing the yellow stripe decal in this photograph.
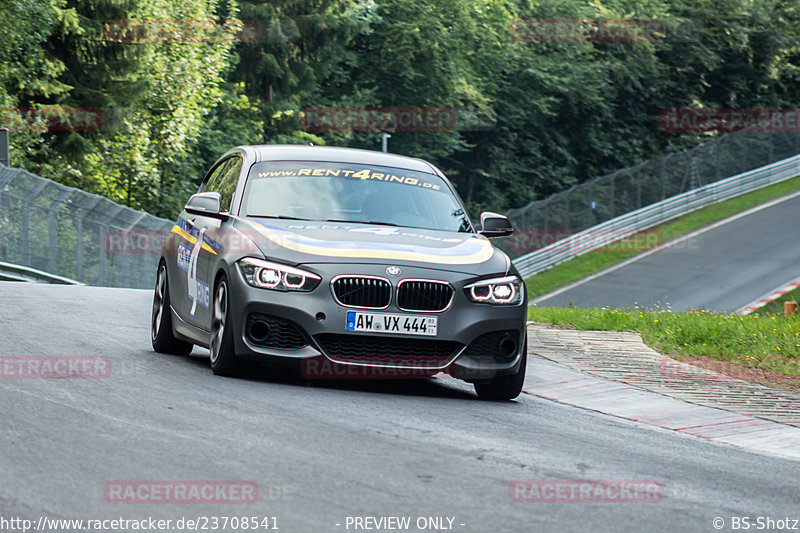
[170,225,218,255]
[245,221,493,265]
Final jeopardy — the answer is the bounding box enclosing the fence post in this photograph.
[742,133,748,172]
[636,166,642,209]
[542,198,549,237]
[123,212,147,288]
[48,188,73,274]
[98,205,125,286]
[609,172,616,218]
[0,169,9,259]
[20,180,47,266]
[75,197,101,283]
[768,131,774,164]
[0,128,9,167]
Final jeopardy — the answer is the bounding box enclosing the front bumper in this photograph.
[226,262,527,381]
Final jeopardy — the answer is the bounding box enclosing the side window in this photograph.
[200,160,228,194]
[202,156,242,212]
[217,157,242,212]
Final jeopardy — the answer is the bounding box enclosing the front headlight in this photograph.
[237,257,321,292]
[464,276,523,305]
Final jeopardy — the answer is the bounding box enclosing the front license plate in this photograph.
[346,311,438,337]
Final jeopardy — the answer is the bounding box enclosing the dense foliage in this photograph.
[2,0,800,218]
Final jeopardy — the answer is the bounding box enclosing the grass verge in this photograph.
[525,175,800,301]
[529,306,800,379]
[758,286,800,315]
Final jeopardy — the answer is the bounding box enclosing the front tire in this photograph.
[474,349,527,401]
[151,262,193,356]
[209,274,243,376]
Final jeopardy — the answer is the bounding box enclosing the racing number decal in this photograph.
[188,227,210,317]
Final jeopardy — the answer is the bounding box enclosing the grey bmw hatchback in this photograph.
[151,145,527,400]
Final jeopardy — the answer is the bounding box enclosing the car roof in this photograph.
[246,145,441,175]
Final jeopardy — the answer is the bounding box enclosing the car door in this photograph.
[188,155,244,330]
[169,158,229,330]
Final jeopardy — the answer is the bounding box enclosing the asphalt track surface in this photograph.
[2,283,799,533]
[534,192,800,312]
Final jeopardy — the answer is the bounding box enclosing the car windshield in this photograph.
[242,161,472,232]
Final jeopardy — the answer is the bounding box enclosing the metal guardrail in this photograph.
[512,152,800,278]
[0,260,83,284]
[503,127,800,260]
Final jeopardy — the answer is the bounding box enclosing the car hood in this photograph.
[236,218,511,276]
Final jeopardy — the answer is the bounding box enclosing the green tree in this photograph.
[4,0,800,222]
[232,0,370,144]
[30,0,243,216]
[0,0,76,166]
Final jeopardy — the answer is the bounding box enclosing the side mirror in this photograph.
[185,192,225,218]
[479,211,513,238]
